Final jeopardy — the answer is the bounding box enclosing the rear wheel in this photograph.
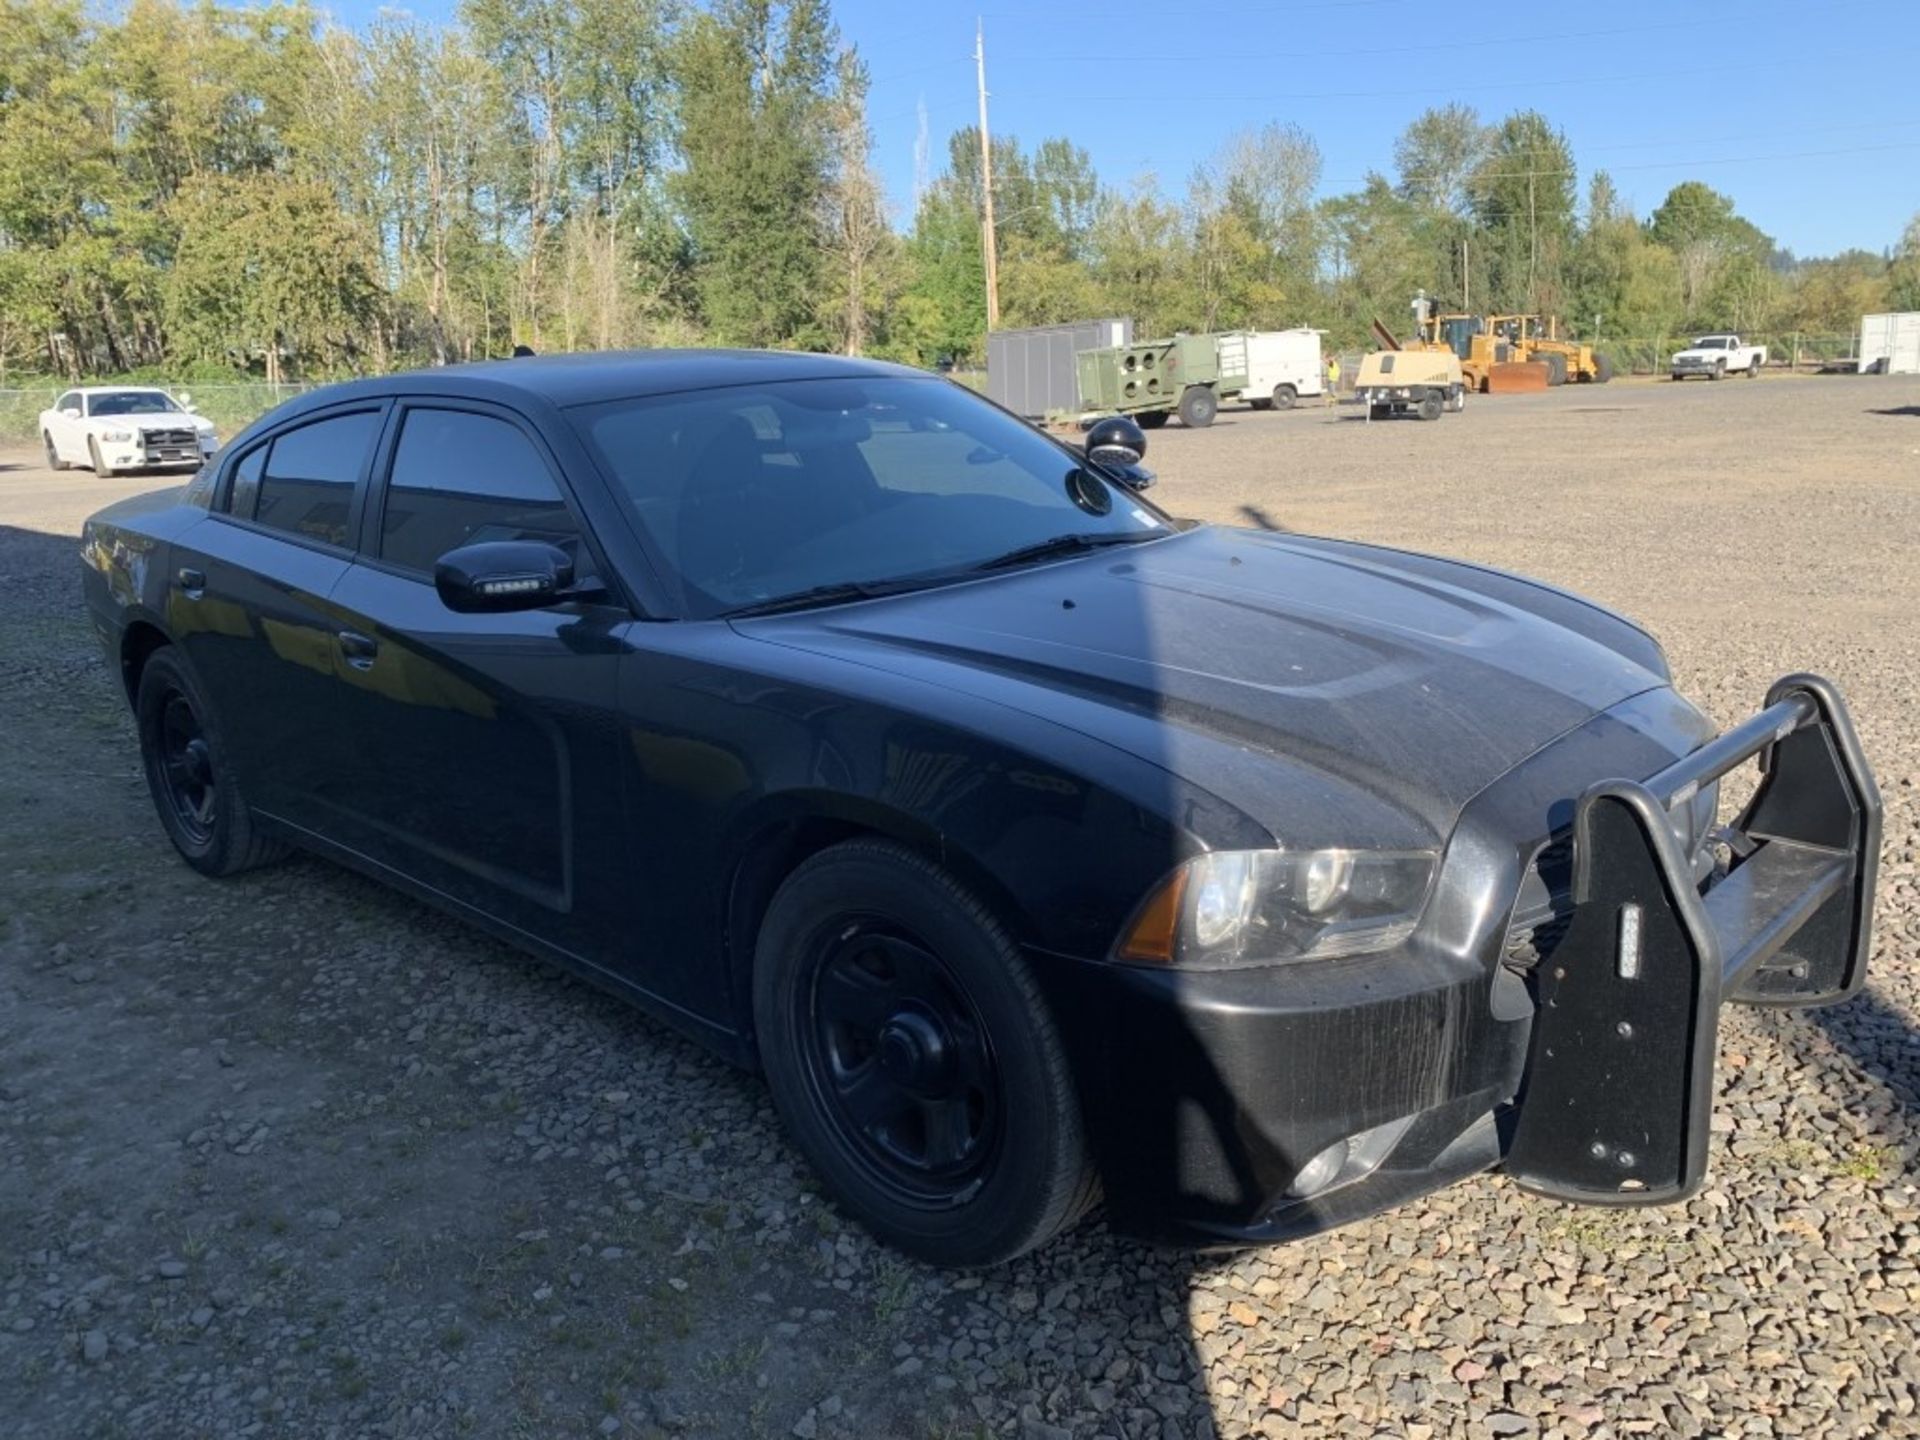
[89,438,115,478]
[1593,353,1614,384]
[1542,353,1568,387]
[1748,356,1762,378]
[1177,385,1218,428]
[136,648,287,877]
[1271,383,1297,410]
[43,432,69,471]
[1416,393,1444,422]
[1135,410,1169,429]
[753,841,1095,1267]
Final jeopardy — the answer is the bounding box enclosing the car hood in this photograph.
[739,526,1674,846]
[91,414,208,431]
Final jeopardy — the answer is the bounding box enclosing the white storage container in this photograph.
[1241,329,1327,409]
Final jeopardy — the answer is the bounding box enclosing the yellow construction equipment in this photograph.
[1371,300,1547,394]
[1491,315,1614,386]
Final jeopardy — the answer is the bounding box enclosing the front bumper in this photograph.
[1036,674,1879,1244]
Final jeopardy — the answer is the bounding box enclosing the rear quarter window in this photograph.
[250,410,382,549]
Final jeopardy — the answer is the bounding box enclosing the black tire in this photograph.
[753,840,1096,1267]
[1542,353,1567,387]
[1247,397,1273,412]
[1367,402,1388,421]
[43,432,69,471]
[1593,353,1614,384]
[1415,393,1444,422]
[89,437,115,478]
[1710,360,1726,382]
[1271,384,1297,410]
[1748,356,1762,378]
[136,647,287,878]
[1176,385,1218,429]
[1135,410,1169,429]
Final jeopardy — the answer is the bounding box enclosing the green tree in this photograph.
[1888,214,1920,313]
[1469,110,1577,314]
[673,0,839,347]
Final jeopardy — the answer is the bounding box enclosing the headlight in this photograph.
[100,428,134,442]
[1116,848,1437,969]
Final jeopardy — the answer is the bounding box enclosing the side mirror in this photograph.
[1081,414,1155,491]
[178,392,193,409]
[434,540,580,613]
[61,406,81,420]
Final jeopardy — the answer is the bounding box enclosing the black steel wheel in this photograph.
[802,923,1000,1200]
[754,841,1096,1266]
[136,647,287,877]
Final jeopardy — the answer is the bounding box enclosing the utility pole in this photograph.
[975,18,1000,329]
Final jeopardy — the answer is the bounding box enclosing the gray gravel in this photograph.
[3,375,1919,1439]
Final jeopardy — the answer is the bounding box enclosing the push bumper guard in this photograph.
[1505,673,1880,1205]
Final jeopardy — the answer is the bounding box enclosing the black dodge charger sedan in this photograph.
[80,351,1880,1266]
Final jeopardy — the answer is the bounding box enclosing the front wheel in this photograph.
[1416,393,1444,422]
[1710,360,1726,381]
[136,648,287,877]
[1593,353,1614,384]
[1542,353,1568,387]
[89,438,115,478]
[43,432,69,471]
[1135,410,1169,429]
[753,841,1095,1267]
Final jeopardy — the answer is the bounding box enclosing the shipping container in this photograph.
[1859,312,1920,375]
[986,319,1132,418]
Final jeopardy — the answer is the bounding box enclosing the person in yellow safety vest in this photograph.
[1325,355,1340,405]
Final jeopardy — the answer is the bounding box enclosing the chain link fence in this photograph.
[0,382,319,445]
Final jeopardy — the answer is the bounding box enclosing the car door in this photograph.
[322,399,632,956]
[49,392,82,461]
[167,404,386,834]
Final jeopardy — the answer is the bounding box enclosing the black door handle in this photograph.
[176,567,205,595]
[337,630,378,667]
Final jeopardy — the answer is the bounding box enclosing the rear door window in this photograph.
[251,411,382,549]
[377,407,584,576]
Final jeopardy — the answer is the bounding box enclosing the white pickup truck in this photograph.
[1670,335,1767,381]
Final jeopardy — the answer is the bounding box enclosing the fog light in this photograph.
[1287,1137,1351,1199]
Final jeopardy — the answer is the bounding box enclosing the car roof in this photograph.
[73,385,173,395]
[278,349,929,414]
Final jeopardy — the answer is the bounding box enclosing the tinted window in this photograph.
[89,390,182,417]
[573,376,1168,617]
[253,411,380,548]
[227,446,266,517]
[379,409,582,575]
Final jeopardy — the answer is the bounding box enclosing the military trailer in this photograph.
[1355,349,1466,421]
[1075,332,1249,428]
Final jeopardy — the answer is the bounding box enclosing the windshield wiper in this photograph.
[972,531,1159,572]
[718,576,946,619]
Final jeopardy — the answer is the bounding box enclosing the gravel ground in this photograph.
[3,374,1919,1440]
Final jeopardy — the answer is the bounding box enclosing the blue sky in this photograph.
[335,0,1919,258]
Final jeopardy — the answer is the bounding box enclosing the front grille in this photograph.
[1502,833,1574,971]
[141,428,201,462]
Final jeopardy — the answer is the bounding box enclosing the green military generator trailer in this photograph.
[1075,332,1249,428]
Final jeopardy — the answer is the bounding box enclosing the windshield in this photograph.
[89,390,182,416]
[1690,337,1730,350]
[572,375,1172,618]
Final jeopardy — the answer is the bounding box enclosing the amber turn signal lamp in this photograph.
[1116,869,1187,963]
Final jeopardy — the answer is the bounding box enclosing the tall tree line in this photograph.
[1,0,1914,381]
